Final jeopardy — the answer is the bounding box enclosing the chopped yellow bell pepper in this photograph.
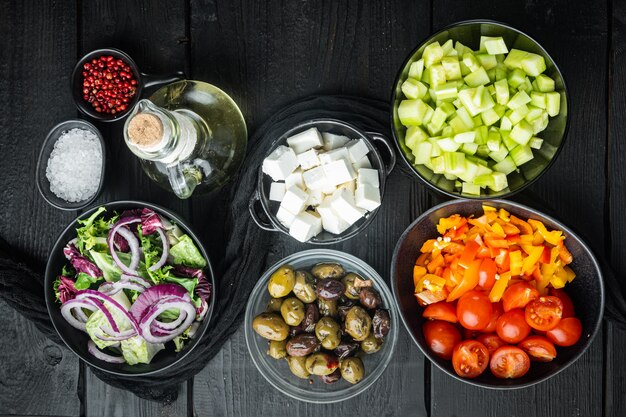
[489,271,512,302]
[491,222,506,238]
[564,266,576,282]
[509,250,523,275]
[522,245,544,275]
[528,219,564,245]
[498,208,510,221]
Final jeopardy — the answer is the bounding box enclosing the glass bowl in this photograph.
[36,119,106,210]
[248,119,396,244]
[390,20,569,199]
[244,249,399,403]
[391,199,604,389]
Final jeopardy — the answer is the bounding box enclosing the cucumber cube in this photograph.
[442,125,454,137]
[441,56,462,80]
[501,130,518,151]
[525,105,544,122]
[460,61,471,76]
[455,41,470,56]
[423,42,444,67]
[500,115,513,131]
[462,182,482,196]
[464,67,491,87]
[546,92,561,117]
[458,160,480,182]
[431,107,447,130]
[475,126,488,144]
[408,59,425,80]
[412,141,433,164]
[509,104,529,124]
[507,90,532,110]
[487,134,501,152]
[404,126,429,149]
[503,49,529,69]
[521,53,547,76]
[493,103,507,118]
[489,172,509,192]
[494,79,510,105]
[510,119,534,145]
[495,65,508,81]
[439,101,456,117]
[422,107,435,125]
[438,137,461,152]
[529,137,544,149]
[493,156,517,175]
[421,67,431,84]
[401,78,428,99]
[489,145,509,163]
[398,99,432,126]
[476,54,498,70]
[461,142,479,155]
[443,152,466,175]
[510,145,534,166]
[462,52,481,72]
[429,64,447,87]
[449,116,468,133]
[530,92,546,109]
[454,131,476,143]
[532,112,550,134]
[431,155,445,173]
[484,37,509,55]
[487,68,496,83]
[430,141,442,157]
[444,173,458,181]
[442,39,454,56]
[535,74,555,92]
[433,82,459,100]
[507,68,527,88]
[481,107,500,126]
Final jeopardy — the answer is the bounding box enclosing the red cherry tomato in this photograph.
[423,302,457,323]
[502,282,539,312]
[545,317,583,347]
[476,333,507,355]
[549,288,576,318]
[423,320,462,359]
[452,340,490,379]
[482,302,503,333]
[477,258,497,290]
[496,309,531,344]
[457,290,493,330]
[525,296,563,331]
[490,346,531,378]
[518,336,557,362]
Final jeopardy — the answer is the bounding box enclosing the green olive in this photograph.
[293,271,317,303]
[268,264,295,298]
[252,313,289,341]
[280,297,305,326]
[342,273,362,300]
[314,316,342,350]
[267,339,288,359]
[340,357,365,384]
[344,306,372,341]
[360,333,383,354]
[305,352,339,376]
[266,297,283,313]
[311,263,345,280]
[286,355,310,379]
[318,298,338,317]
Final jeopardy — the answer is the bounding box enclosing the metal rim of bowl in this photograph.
[390,198,605,389]
[389,19,570,200]
[35,119,106,211]
[244,249,399,403]
[44,200,217,376]
[254,118,391,245]
[71,47,142,122]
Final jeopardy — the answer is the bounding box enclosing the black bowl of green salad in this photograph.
[44,201,216,376]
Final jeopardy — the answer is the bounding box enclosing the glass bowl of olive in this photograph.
[244,249,399,403]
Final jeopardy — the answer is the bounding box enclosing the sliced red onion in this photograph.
[188,322,200,339]
[121,274,151,288]
[98,282,121,296]
[60,299,98,331]
[88,298,120,333]
[97,326,136,341]
[129,284,190,323]
[139,300,196,344]
[75,290,140,334]
[108,224,141,275]
[148,228,169,271]
[87,340,126,364]
[152,310,188,331]
[196,298,208,321]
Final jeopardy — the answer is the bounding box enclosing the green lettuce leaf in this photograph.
[85,299,133,350]
[75,207,116,254]
[89,250,149,282]
[120,336,165,365]
[169,235,207,268]
[74,272,102,290]
[173,327,192,353]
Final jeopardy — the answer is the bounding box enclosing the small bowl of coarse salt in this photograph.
[36,120,105,210]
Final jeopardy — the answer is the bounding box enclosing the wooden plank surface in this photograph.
[189,1,432,415]
[0,0,81,415]
[430,1,608,417]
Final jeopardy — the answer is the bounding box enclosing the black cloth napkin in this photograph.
[1,95,626,402]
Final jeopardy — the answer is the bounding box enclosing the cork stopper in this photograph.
[127,113,163,147]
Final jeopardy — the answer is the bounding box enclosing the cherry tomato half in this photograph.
[525,296,563,331]
[423,320,462,360]
[549,288,576,318]
[476,333,507,355]
[457,290,493,330]
[452,340,490,379]
[496,309,531,344]
[423,302,457,323]
[482,302,503,333]
[545,317,583,347]
[502,282,539,312]
[490,346,531,378]
[518,336,557,362]
[477,258,497,290]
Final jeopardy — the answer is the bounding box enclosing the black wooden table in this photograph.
[1,1,625,416]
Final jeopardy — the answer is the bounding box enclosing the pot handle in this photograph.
[367,131,397,176]
[248,191,278,232]
[140,71,186,91]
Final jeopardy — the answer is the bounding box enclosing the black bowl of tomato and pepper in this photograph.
[391,199,604,389]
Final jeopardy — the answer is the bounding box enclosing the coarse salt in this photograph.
[45,128,102,203]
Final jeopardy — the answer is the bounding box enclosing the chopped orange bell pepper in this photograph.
[415,288,449,306]
[510,215,533,235]
[447,258,481,301]
[413,266,427,289]
[458,240,480,269]
[557,241,573,265]
[489,271,512,302]
[416,252,429,266]
[528,219,564,246]
[427,253,445,274]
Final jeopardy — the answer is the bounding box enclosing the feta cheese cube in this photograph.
[302,166,328,190]
[323,159,356,187]
[280,186,309,214]
[262,145,299,181]
[328,188,365,225]
[352,155,372,170]
[355,184,381,211]
[322,184,338,194]
[269,182,286,201]
[296,149,320,170]
[338,179,356,193]
[357,168,380,188]
[286,128,324,154]
[289,211,323,242]
[317,198,350,235]
[322,132,351,151]
[285,169,304,190]
[307,188,323,206]
[319,147,350,165]
[346,139,370,163]
[276,206,297,228]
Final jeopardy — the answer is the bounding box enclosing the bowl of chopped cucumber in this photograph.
[391,20,568,198]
